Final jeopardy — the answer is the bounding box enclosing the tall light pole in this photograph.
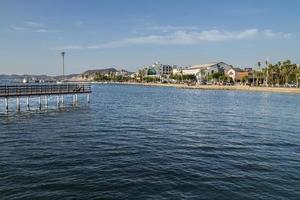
[61,51,65,80]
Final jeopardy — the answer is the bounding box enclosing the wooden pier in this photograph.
[0,83,91,112]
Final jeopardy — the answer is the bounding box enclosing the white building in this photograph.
[144,62,174,77]
[173,62,232,75]
[115,69,130,76]
[172,62,233,83]
[190,62,232,75]
[226,68,242,81]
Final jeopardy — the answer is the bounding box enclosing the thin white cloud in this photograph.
[34,29,58,33]
[24,21,43,27]
[11,21,57,33]
[50,28,293,50]
[147,25,200,32]
[100,29,292,48]
[87,45,101,49]
[11,26,27,31]
[50,45,83,51]
[262,29,292,39]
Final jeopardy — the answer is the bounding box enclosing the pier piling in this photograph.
[26,97,30,110]
[45,96,48,108]
[38,97,42,110]
[75,94,78,106]
[61,96,64,107]
[16,97,20,111]
[57,96,60,108]
[5,98,8,112]
[73,95,76,106]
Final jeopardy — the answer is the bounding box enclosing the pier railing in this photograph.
[0,83,91,97]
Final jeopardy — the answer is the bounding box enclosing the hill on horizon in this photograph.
[82,68,118,76]
[0,67,133,78]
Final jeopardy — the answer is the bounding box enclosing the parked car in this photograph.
[286,83,297,88]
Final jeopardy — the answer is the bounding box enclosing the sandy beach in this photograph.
[100,82,300,94]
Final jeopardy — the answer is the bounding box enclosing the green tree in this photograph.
[260,60,299,87]
[295,67,300,87]
[137,69,145,82]
[212,72,223,80]
[143,76,160,82]
[241,76,249,84]
[280,60,297,85]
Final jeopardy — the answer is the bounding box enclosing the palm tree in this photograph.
[265,60,269,86]
[180,68,183,83]
[274,64,281,86]
[138,69,145,82]
[280,60,294,86]
[267,64,276,86]
[257,61,261,85]
[258,61,261,68]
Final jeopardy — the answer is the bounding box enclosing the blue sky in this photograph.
[0,0,300,75]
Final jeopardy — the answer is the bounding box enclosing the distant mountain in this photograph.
[0,74,56,81]
[54,73,81,79]
[0,74,23,79]
[82,68,118,76]
[0,67,133,82]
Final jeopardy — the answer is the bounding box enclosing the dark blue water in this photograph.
[1,84,300,199]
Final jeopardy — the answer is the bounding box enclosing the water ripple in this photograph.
[1,84,300,199]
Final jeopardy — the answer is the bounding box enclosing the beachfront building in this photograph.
[143,62,174,78]
[172,68,198,76]
[173,62,233,83]
[226,68,246,81]
[190,62,233,75]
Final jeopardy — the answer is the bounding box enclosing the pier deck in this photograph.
[0,83,91,98]
[0,83,92,112]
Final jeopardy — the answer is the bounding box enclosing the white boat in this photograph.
[22,78,28,83]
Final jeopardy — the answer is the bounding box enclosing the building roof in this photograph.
[189,62,230,70]
[244,68,253,72]
[232,68,243,72]
[190,63,219,69]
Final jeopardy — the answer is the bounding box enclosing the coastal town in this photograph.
[79,60,300,88]
[5,59,300,92]
[2,1,300,199]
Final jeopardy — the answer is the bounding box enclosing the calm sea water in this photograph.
[0,84,299,199]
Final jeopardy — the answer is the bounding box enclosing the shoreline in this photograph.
[91,81,300,94]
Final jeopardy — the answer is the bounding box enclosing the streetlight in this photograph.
[61,52,65,80]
